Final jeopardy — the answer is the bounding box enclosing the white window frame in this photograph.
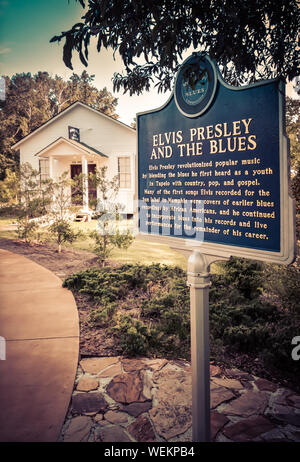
[39,158,50,182]
[118,155,132,190]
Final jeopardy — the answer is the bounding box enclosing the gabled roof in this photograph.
[34,137,108,158]
[12,101,135,149]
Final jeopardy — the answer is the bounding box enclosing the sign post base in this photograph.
[184,250,229,442]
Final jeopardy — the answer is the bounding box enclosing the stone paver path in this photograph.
[0,249,79,442]
[60,357,300,443]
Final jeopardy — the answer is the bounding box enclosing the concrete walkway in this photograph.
[0,249,79,442]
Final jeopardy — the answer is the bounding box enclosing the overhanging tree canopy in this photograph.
[51,0,299,95]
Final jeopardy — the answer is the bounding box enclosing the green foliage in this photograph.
[12,163,52,242]
[16,218,38,243]
[218,257,263,299]
[112,315,151,356]
[89,228,134,266]
[63,264,183,301]
[90,303,117,327]
[263,254,300,313]
[0,169,19,205]
[261,322,300,371]
[88,166,134,265]
[64,260,300,379]
[286,97,300,171]
[48,219,83,252]
[63,263,188,357]
[52,1,299,94]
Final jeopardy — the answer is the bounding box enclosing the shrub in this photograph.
[90,303,117,327]
[48,219,83,253]
[219,257,263,299]
[112,314,151,356]
[16,218,38,242]
[63,262,300,382]
[263,254,300,313]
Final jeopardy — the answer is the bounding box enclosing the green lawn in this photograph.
[0,216,225,271]
[0,216,18,239]
[71,219,188,268]
[0,216,187,269]
[0,216,17,227]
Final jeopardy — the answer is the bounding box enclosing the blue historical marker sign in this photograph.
[137,53,295,264]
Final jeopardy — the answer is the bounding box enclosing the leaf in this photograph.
[49,35,61,43]
[63,33,74,70]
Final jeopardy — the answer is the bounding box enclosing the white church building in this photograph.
[12,101,136,216]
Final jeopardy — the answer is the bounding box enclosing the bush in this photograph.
[48,219,83,253]
[218,257,263,299]
[90,303,117,327]
[263,254,300,313]
[112,315,151,356]
[16,218,38,242]
[63,262,300,380]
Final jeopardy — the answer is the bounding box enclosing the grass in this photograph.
[0,215,224,272]
[0,216,188,269]
[0,217,16,226]
[71,219,188,269]
[0,216,18,239]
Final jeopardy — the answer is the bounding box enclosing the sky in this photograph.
[0,0,298,125]
[0,0,174,125]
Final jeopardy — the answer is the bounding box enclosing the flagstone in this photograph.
[211,387,236,409]
[145,359,167,371]
[104,410,129,424]
[286,430,300,442]
[149,403,192,440]
[241,380,253,390]
[100,426,132,442]
[223,390,268,417]
[210,411,229,440]
[223,416,275,442]
[121,358,147,372]
[255,378,278,392]
[97,419,110,426]
[80,357,119,374]
[72,392,108,414]
[127,415,156,442]
[98,362,123,378]
[76,376,99,392]
[60,354,300,444]
[212,377,243,391]
[268,404,300,427]
[225,368,253,381]
[106,372,148,404]
[287,394,300,409]
[152,368,192,396]
[210,365,222,377]
[121,401,153,417]
[272,389,294,406]
[170,359,190,369]
[149,368,192,439]
[261,428,292,442]
[63,416,92,442]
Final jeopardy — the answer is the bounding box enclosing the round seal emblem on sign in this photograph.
[174,54,217,117]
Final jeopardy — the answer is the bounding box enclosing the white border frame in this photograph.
[136,60,296,265]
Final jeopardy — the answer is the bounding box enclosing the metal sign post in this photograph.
[187,250,211,442]
[186,250,229,442]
